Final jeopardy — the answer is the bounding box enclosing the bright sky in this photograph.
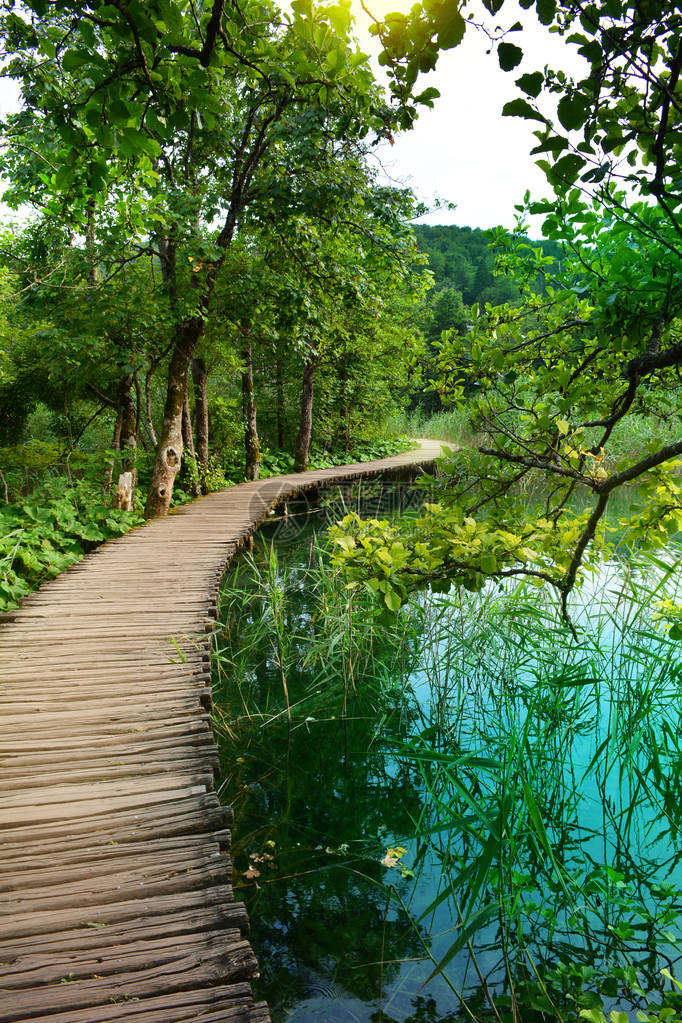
[352,0,587,229]
[0,1,586,232]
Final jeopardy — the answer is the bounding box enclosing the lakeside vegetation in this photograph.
[213,515,682,1022]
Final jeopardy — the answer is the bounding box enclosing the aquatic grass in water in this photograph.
[212,521,682,1022]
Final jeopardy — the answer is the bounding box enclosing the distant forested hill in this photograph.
[409,224,562,412]
[413,224,561,308]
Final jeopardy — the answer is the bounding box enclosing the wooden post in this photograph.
[114,471,135,511]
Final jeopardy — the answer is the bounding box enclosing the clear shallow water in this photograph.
[212,483,682,1022]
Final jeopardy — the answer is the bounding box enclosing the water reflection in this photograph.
[212,483,682,1022]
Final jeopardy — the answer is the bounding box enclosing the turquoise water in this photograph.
[212,484,682,1022]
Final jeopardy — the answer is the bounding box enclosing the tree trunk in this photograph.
[118,374,137,476]
[114,471,135,511]
[144,364,158,448]
[181,386,202,498]
[115,374,138,511]
[145,323,200,518]
[242,337,260,481]
[192,357,209,478]
[86,203,98,285]
[294,357,315,473]
[182,389,196,461]
[276,352,285,449]
[337,359,351,452]
[103,411,122,496]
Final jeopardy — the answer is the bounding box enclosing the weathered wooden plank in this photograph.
[0,903,236,958]
[0,939,258,1021]
[2,928,253,988]
[5,983,257,1023]
[2,884,249,940]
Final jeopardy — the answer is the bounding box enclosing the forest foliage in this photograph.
[332,0,682,621]
[0,0,680,617]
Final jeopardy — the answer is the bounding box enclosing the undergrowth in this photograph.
[0,478,142,611]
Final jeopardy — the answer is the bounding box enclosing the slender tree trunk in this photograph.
[114,374,138,511]
[103,410,122,495]
[181,386,201,498]
[182,389,196,461]
[192,357,209,478]
[294,357,315,473]
[118,375,137,475]
[144,364,158,448]
[242,337,260,481]
[336,359,351,451]
[276,352,285,449]
[133,371,142,447]
[145,323,200,518]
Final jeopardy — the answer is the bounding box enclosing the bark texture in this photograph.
[294,358,315,473]
[145,365,158,448]
[144,325,199,518]
[118,374,137,482]
[182,390,196,461]
[114,471,135,511]
[242,338,260,481]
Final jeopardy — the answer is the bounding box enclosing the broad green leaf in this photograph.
[516,71,544,97]
[557,94,588,131]
[502,98,547,123]
[498,42,523,71]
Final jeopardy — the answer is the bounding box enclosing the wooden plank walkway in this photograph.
[0,439,442,1022]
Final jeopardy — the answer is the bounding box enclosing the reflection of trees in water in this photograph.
[251,858,424,1008]
[221,713,427,1016]
[216,528,427,1019]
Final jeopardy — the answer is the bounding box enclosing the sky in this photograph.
[351,0,587,229]
[0,1,586,232]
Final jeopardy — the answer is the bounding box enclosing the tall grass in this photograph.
[213,537,682,1022]
[388,407,476,446]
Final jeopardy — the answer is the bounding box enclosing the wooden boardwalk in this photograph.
[0,440,442,1023]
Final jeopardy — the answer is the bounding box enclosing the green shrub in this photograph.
[0,478,143,611]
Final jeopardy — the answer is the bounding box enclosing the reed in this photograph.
[212,532,682,1022]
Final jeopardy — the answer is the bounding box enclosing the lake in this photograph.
[212,482,682,1023]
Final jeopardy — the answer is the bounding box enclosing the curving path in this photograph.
[0,439,443,1022]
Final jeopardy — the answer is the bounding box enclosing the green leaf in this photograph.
[530,135,569,155]
[536,0,557,25]
[384,586,402,612]
[415,86,440,107]
[498,42,523,71]
[516,71,543,97]
[61,49,91,72]
[109,99,132,124]
[550,153,587,185]
[481,553,497,573]
[436,6,465,49]
[557,94,588,131]
[502,98,546,123]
